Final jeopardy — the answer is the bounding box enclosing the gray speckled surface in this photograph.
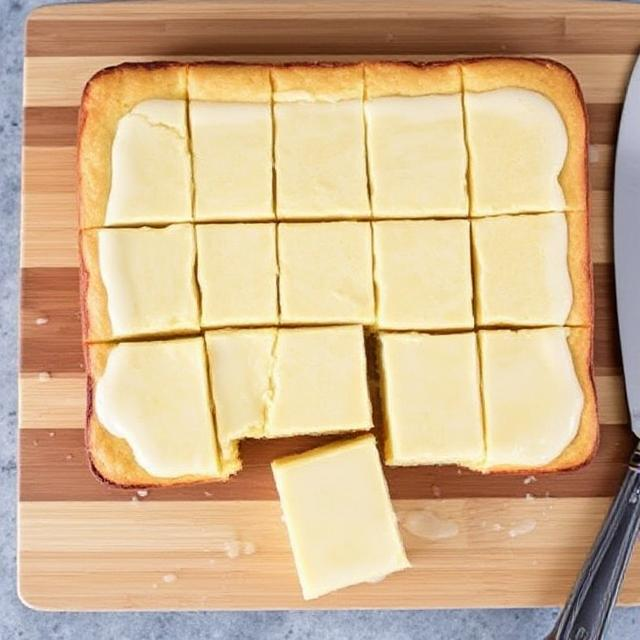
[1,1,639,638]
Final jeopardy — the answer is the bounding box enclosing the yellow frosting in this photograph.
[94,338,222,478]
[472,213,573,326]
[479,328,584,469]
[278,222,375,324]
[373,220,474,330]
[380,332,484,466]
[274,100,370,219]
[464,88,568,215]
[365,95,468,217]
[105,99,192,225]
[266,326,372,437]
[98,224,199,338]
[196,223,278,327]
[205,329,277,462]
[190,101,273,220]
[272,435,410,600]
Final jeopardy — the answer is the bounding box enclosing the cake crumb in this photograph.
[35,317,49,326]
[38,371,51,381]
[242,541,256,556]
[508,519,537,538]
[223,540,242,559]
[524,493,535,502]
[162,573,177,584]
[136,489,149,498]
[523,475,537,485]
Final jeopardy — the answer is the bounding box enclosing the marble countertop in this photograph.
[1,0,638,637]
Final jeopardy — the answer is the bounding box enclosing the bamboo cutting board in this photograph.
[19,0,640,610]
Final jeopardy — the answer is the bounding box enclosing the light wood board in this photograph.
[19,0,640,610]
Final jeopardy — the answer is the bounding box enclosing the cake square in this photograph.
[462,58,587,215]
[81,224,200,341]
[364,62,468,217]
[379,332,484,467]
[267,326,373,437]
[272,65,370,219]
[78,63,189,228]
[477,327,597,472]
[472,212,591,327]
[205,326,372,446]
[196,223,278,327]
[373,220,474,330]
[87,337,235,486]
[272,435,410,600]
[278,222,375,324]
[105,99,192,226]
[188,64,273,221]
[204,328,277,464]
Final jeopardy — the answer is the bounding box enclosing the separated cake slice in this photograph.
[364,61,468,217]
[87,337,238,487]
[80,224,200,342]
[373,220,474,330]
[472,211,592,327]
[272,435,409,600]
[188,64,274,221]
[204,326,372,452]
[379,332,484,467]
[272,64,370,219]
[462,58,587,216]
[79,63,191,228]
[278,222,375,324]
[196,223,278,328]
[477,327,598,473]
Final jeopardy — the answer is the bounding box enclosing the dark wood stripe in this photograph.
[20,103,621,148]
[590,143,613,191]
[587,103,621,146]
[25,16,640,57]
[19,262,620,375]
[24,107,78,147]
[21,267,84,375]
[593,263,621,371]
[19,423,635,502]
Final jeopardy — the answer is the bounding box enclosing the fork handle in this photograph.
[547,442,640,640]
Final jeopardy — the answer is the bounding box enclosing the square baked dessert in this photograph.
[78,57,596,489]
[272,435,409,600]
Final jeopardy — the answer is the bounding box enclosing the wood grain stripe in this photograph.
[593,263,621,371]
[19,423,636,502]
[20,267,84,375]
[19,103,624,148]
[20,374,86,429]
[17,371,627,431]
[20,265,621,374]
[23,0,640,20]
[23,54,635,107]
[24,3,640,58]
[17,498,640,610]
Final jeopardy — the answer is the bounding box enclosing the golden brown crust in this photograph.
[481,327,598,474]
[271,63,363,101]
[364,61,461,98]
[86,341,229,488]
[80,230,112,342]
[461,57,588,212]
[566,210,593,327]
[188,63,271,102]
[78,62,188,229]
